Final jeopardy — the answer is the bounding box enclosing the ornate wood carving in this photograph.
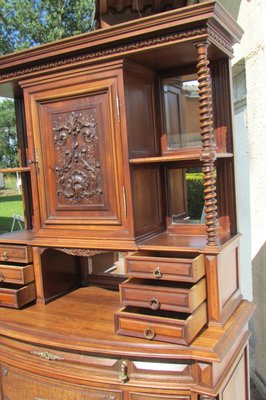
[31,350,64,361]
[0,28,210,81]
[55,248,108,257]
[196,42,219,246]
[53,109,103,206]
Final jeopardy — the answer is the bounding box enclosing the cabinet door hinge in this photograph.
[122,186,127,218]
[116,90,121,123]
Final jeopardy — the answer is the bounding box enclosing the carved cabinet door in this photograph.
[23,67,130,241]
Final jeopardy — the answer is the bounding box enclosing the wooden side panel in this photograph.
[131,165,163,239]
[41,248,81,303]
[124,62,158,158]
[206,237,242,326]
[221,355,248,400]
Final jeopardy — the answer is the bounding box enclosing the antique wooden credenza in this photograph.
[0,1,255,399]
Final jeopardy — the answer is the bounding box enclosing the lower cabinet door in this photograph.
[1,365,122,400]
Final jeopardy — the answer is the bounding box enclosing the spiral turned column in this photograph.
[196,42,219,247]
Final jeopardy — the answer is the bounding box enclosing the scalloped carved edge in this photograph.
[54,248,108,257]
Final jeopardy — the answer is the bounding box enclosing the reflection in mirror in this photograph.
[0,172,25,234]
[167,167,205,224]
[88,252,126,277]
[163,74,201,150]
[0,98,20,168]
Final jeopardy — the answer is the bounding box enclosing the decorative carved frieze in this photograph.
[52,109,102,206]
[0,28,209,81]
[54,248,107,257]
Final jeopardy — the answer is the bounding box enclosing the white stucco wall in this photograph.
[230,0,266,394]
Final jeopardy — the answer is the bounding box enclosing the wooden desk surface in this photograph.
[0,286,254,363]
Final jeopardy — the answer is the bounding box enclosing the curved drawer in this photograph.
[1,364,122,400]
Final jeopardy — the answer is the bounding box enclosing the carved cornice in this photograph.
[55,248,108,257]
[0,27,209,81]
[207,26,233,54]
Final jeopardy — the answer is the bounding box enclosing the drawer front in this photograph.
[0,245,33,264]
[129,360,194,387]
[115,302,207,345]
[0,336,122,385]
[0,263,34,284]
[129,393,191,400]
[120,278,206,313]
[126,252,205,282]
[0,282,36,308]
[1,365,122,400]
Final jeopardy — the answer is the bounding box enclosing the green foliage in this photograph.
[0,99,17,168]
[186,172,204,220]
[0,176,23,234]
[0,0,95,55]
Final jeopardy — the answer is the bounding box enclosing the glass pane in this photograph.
[167,167,205,224]
[163,74,201,150]
[0,172,25,234]
[88,252,126,277]
[0,98,20,168]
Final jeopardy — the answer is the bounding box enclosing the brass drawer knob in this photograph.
[1,252,8,261]
[152,266,162,279]
[150,298,160,310]
[0,272,5,282]
[144,327,155,340]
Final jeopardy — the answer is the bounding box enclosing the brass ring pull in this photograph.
[152,266,162,279]
[150,298,160,310]
[0,272,5,282]
[1,252,8,261]
[119,360,128,383]
[144,327,155,340]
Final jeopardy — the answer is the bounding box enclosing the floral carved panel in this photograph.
[52,109,103,207]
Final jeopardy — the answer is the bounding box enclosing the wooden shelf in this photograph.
[129,153,234,164]
[0,167,30,173]
[137,231,231,254]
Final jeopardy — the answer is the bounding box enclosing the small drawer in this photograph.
[0,245,32,264]
[125,251,205,282]
[120,278,206,313]
[0,282,36,308]
[0,263,34,285]
[115,302,207,345]
[129,393,191,400]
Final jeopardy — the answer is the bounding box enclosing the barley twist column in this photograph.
[196,42,219,247]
